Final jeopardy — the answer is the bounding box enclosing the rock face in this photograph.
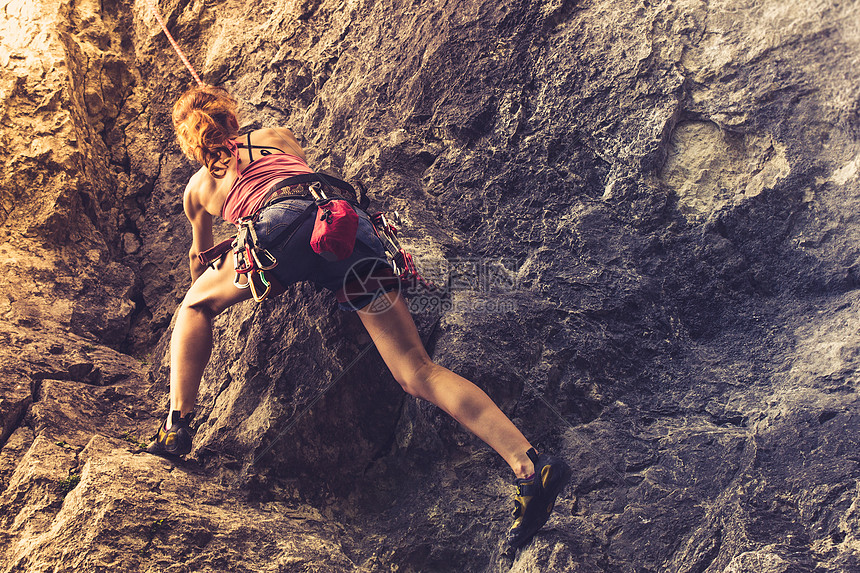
[1,0,859,571]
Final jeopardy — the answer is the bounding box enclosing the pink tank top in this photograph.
[221,139,314,224]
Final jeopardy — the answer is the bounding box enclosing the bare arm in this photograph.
[183,177,214,283]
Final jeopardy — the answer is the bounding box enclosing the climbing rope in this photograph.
[144,0,204,86]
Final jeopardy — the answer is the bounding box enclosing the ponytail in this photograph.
[172,85,240,167]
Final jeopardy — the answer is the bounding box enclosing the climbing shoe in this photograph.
[146,410,194,457]
[507,447,571,550]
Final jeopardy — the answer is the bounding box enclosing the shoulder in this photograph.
[183,168,213,217]
[273,126,298,140]
[253,126,297,139]
[262,127,307,161]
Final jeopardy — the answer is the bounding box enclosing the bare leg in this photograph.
[169,304,214,417]
[167,259,254,425]
[358,292,535,478]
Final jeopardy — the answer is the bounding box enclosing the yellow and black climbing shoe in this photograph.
[507,447,571,550]
[146,410,194,457]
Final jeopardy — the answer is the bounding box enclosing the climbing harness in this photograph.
[198,172,368,303]
[370,212,437,292]
[198,173,437,304]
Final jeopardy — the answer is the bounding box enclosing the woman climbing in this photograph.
[146,84,570,550]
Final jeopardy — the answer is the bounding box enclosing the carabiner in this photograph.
[233,248,253,274]
[244,223,278,271]
[249,269,271,302]
[233,249,252,289]
[309,181,328,201]
[251,247,278,271]
[234,272,250,289]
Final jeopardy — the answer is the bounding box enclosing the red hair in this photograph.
[172,85,240,168]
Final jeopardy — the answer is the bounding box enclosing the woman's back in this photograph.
[186,127,310,222]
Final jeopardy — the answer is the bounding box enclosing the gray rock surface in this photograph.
[1,0,859,571]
